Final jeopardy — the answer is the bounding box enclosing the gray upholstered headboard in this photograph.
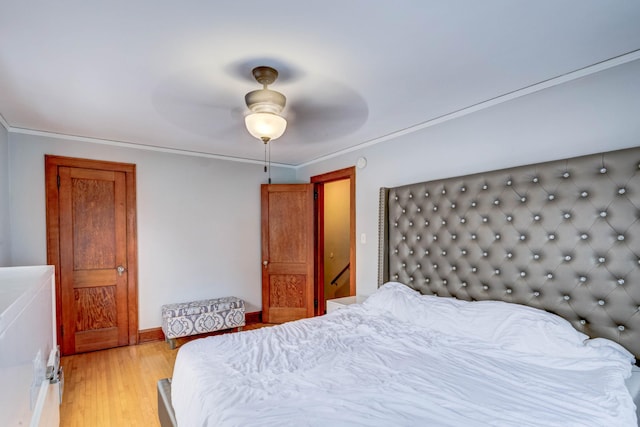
[378,146,640,360]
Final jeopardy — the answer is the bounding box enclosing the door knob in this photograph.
[263,260,268,268]
[117,265,126,276]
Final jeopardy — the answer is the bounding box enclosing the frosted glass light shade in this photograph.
[245,112,287,142]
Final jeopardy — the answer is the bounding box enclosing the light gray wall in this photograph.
[8,132,296,329]
[297,59,640,298]
[0,121,9,266]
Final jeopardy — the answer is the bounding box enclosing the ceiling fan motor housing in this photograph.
[245,89,286,114]
[245,66,286,114]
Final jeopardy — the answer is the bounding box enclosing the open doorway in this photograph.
[311,167,356,315]
[323,179,351,301]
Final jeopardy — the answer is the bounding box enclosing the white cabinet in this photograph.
[326,295,368,313]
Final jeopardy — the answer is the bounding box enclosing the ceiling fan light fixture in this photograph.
[244,66,287,143]
[244,111,287,143]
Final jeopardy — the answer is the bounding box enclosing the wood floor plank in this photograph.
[59,323,271,426]
[59,341,179,426]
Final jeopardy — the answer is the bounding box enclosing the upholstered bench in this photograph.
[161,296,245,349]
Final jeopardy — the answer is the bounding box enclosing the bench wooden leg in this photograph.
[166,337,177,349]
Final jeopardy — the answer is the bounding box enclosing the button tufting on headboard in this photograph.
[379,146,640,360]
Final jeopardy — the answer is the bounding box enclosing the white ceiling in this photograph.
[1,1,639,166]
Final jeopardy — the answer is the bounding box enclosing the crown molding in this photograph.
[8,127,296,168]
[296,49,640,169]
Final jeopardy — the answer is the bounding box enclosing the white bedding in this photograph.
[172,283,637,426]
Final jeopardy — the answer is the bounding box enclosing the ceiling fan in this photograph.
[152,59,370,164]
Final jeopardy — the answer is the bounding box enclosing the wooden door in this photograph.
[46,156,138,355]
[261,184,315,323]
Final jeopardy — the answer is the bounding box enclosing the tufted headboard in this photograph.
[378,146,640,360]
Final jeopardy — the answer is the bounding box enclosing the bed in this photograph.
[167,147,640,426]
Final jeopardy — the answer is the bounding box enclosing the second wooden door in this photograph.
[261,184,315,323]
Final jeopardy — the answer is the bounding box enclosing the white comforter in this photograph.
[172,283,637,427]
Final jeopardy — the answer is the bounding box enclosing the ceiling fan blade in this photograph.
[152,68,246,139]
[284,86,369,143]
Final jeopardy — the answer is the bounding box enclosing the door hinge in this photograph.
[314,299,318,308]
[57,175,60,188]
[314,191,318,200]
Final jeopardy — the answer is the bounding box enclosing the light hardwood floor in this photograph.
[60,340,176,427]
[60,325,270,427]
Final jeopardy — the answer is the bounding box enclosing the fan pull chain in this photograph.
[263,140,272,184]
[268,142,272,184]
